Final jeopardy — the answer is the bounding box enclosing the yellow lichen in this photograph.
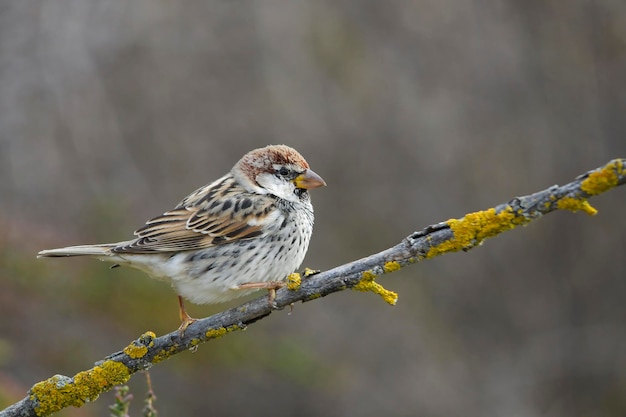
[205,324,242,340]
[306,293,322,300]
[152,345,179,364]
[123,344,148,359]
[556,197,598,216]
[426,206,529,258]
[123,331,155,359]
[287,272,302,290]
[353,270,398,305]
[141,331,156,342]
[30,361,130,416]
[581,160,622,195]
[383,261,401,273]
[302,267,320,277]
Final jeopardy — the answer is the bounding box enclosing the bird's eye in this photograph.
[278,167,289,177]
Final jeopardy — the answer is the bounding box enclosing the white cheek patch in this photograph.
[256,173,298,202]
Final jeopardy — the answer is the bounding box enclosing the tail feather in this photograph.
[37,243,120,258]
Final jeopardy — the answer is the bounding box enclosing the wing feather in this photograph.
[111,176,277,254]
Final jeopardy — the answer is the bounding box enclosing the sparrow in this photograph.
[38,145,326,331]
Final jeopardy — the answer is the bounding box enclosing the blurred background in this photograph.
[1,1,626,416]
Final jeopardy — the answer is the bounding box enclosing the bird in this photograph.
[38,144,326,331]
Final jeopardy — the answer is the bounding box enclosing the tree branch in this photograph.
[2,159,625,417]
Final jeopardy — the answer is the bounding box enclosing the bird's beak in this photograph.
[293,169,326,189]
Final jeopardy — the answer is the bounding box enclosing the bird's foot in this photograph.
[237,281,286,308]
[177,295,198,335]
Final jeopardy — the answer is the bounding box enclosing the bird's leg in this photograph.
[236,281,286,307]
[177,295,198,334]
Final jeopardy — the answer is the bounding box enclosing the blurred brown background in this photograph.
[1,1,626,416]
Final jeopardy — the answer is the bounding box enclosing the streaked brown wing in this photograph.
[112,177,277,254]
